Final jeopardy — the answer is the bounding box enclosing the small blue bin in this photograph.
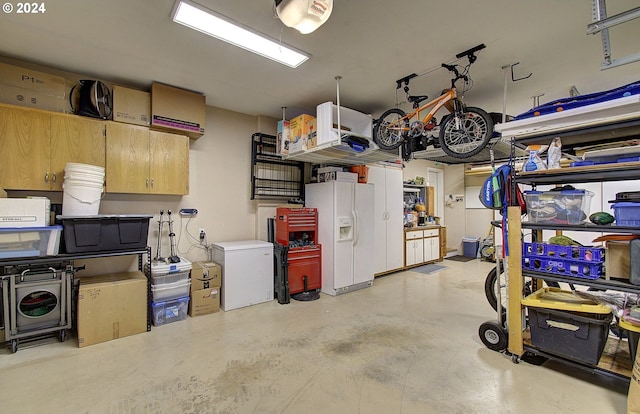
[611,202,640,226]
[462,237,480,258]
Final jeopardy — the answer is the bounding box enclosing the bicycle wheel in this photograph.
[373,108,407,150]
[438,106,493,158]
[485,263,560,312]
[484,263,506,312]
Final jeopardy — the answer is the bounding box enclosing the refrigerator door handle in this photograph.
[352,210,359,246]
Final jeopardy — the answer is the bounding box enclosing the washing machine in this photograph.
[2,265,71,352]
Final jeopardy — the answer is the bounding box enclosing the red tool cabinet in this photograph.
[274,207,321,303]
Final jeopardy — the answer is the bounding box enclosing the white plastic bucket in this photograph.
[65,162,105,175]
[62,179,104,216]
[64,172,104,185]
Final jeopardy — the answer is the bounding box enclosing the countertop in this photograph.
[405,225,442,232]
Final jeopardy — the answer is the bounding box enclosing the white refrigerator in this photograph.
[305,181,375,296]
[210,240,274,311]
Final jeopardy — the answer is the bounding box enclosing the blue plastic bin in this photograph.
[462,237,480,258]
[611,202,640,226]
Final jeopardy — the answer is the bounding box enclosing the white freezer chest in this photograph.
[210,240,274,311]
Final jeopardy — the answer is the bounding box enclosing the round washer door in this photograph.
[16,284,61,330]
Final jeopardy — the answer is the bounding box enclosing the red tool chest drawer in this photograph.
[287,245,322,294]
[276,207,318,246]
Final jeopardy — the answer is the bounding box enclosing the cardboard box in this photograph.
[319,171,358,183]
[77,271,147,348]
[0,83,68,112]
[0,62,66,96]
[277,119,290,156]
[191,261,221,290]
[288,114,316,154]
[150,82,205,138]
[0,197,50,227]
[112,85,150,126]
[189,287,220,316]
[606,241,630,280]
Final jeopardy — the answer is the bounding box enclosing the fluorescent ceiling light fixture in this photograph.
[171,0,309,68]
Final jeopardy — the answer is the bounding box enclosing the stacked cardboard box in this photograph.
[0,62,68,112]
[189,261,221,316]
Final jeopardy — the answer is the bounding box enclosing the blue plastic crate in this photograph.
[611,202,640,226]
[522,256,603,280]
[523,242,604,262]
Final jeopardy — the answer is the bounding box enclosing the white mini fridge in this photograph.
[210,240,274,311]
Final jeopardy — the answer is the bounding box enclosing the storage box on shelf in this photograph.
[522,287,613,366]
[150,82,205,139]
[0,225,62,258]
[619,318,640,362]
[524,189,594,224]
[611,202,640,226]
[112,85,150,127]
[0,197,50,227]
[0,62,69,113]
[522,242,605,280]
[288,114,316,154]
[57,215,152,253]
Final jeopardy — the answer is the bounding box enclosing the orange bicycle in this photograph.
[373,44,494,159]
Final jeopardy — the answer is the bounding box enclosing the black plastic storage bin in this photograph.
[57,215,152,253]
[528,307,612,365]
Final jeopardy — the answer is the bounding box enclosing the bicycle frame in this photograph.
[389,87,460,135]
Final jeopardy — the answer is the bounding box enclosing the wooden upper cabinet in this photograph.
[0,105,52,190]
[50,114,106,191]
[0,103,188,195]
[105,123,150,194]
[149,130,189,195]
[0,104,106,191]
[106,124,189,195]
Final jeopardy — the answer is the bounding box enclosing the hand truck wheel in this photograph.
[478,320,508,351]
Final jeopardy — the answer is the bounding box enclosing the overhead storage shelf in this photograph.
[284,101,399,166]
[494,94,640,147]
[412,137,524,165]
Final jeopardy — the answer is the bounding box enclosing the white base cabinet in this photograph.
[404,228,440,267]
[368,164,404,274]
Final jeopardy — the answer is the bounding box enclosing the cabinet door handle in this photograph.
[52,173,57,184]
[151,178,154,189]
[44,172,49,183]
[146,178,149,188]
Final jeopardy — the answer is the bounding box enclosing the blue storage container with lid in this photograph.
[611,202,640,226]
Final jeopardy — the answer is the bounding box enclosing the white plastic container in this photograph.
[151,278,191,302]
[62,180,104,216]
[62,162,105,216]
[149,258,192,276]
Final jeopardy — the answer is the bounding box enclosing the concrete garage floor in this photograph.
[0,259,630,413]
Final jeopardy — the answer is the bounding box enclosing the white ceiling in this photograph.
[1,0,639,121]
